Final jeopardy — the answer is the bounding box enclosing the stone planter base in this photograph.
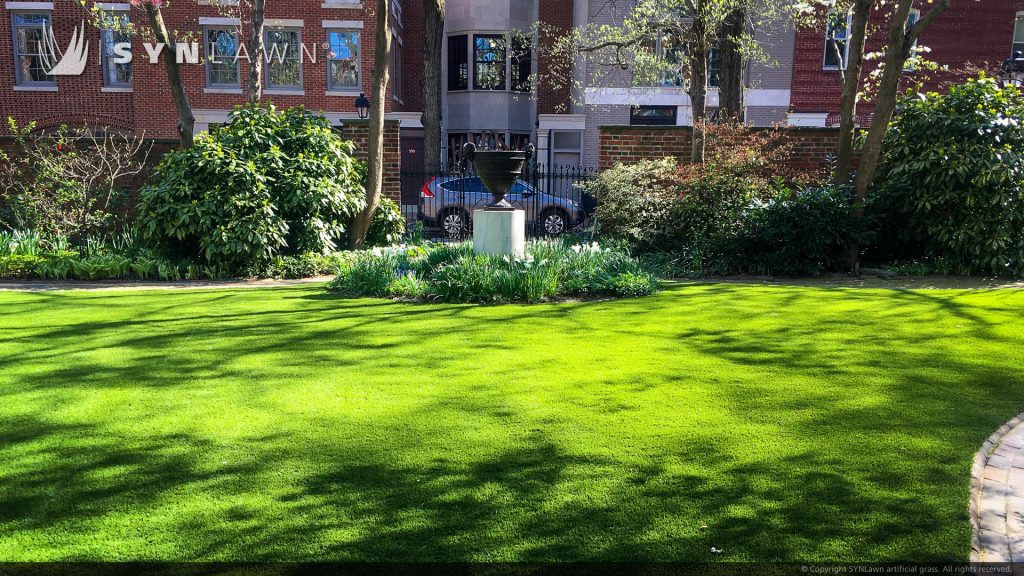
[473,209,526,257]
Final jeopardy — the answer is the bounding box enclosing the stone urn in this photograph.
[463,142,535,209]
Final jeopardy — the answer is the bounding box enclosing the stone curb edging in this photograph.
[971,412,1024,562]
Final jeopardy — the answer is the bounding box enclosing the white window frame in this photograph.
[264,27,303,91]
[11,11,55,88]
[823,11,852,70]
[326,28,361,93]
[203,26,241,89]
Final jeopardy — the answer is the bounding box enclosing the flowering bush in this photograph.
[326,239,657,303]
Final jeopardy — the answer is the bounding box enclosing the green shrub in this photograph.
[327,240,657,303]
[874,77,1024,276]
[0,254,43,278]
[138,105,365,271]
[583,158,683,251]
[739,186,863,276]
[365,197,406,247]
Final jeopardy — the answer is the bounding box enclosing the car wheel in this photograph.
[441,209,468,239]
[540,210,568,237]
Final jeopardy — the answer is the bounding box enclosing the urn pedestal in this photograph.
[473,209,526,257]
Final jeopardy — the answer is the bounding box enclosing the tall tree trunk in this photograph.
[833,0,873,185]
[246,0,266,104]
[349,0,393,249]
[421,0,444,174]
[852,0,951,205]
[143,5,194,148]
[847,0,951,270]
[688,3,709,164]
[717,7,744,123]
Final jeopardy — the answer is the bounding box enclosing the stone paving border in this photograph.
[0,276,332,292]
[971,412,1024,562]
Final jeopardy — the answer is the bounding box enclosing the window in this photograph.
[1014,14,1024,56]
[824,12,851,70]
[630,106,676,126]
[327,30,360,91]
[708,46,721,88]
[904,10,920,71]
[392,37,403,101]
[473,34,506,90]
[511,36,531,92]
[100,14,132,88]
[653,34,684,87]
[264,28,302,90]
[448,35,468,91]
[204,27,240,87]
[551,131,582,167]
[12,12,54,87]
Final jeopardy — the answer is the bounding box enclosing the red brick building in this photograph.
[787,0,1024,126]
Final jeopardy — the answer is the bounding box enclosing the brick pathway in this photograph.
[972,413,1024,562]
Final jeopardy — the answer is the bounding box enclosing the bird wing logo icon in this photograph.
[41,21,90,77]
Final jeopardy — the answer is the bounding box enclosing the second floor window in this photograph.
[101,14,132,88]
[474,35,505,90]
[448,34,468,91]
[1015,14,1024,56]
[12,12,54,87]
[510,36,531,92]
[327,30,360,91]
[824,12,851,69]
[204,27,240,88]
[265,28,302,90]
[708,46,721,88]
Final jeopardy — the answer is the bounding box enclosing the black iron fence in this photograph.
[400,164,598,242]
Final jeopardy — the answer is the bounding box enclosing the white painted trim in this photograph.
[5,2,54,9]
[95,2,130,11]
[325,90,362,97]
[538,114,586,131]
[13,84,56,91]
[583,87,790,109]
[267,19,304,28]
[203,87,243,95]
[264,89,306,96]
[787,112,829,127]
[101,86,133,93]
[322,1,362,7]
[388,112,422,128]
[322,19,363,29]
[198,16,241,26]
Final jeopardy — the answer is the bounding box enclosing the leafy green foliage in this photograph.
[737,186,864,276]
[875,77,1024,276]
[364,197,406,247]
[327,240,657,303]
[138,105,366,270]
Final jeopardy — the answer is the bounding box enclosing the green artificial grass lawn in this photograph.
[2,282,1024,562]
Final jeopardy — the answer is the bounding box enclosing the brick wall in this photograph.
[0,0,406,139]
[339,119,402,204]
[537,0,575,115]
[790,1,1021,118]
[598,125,849,176]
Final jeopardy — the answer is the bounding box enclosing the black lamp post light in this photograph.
[355,93,370,119]
[1000,51,1024,88]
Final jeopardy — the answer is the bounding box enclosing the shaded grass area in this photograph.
[1,282,1023,561]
